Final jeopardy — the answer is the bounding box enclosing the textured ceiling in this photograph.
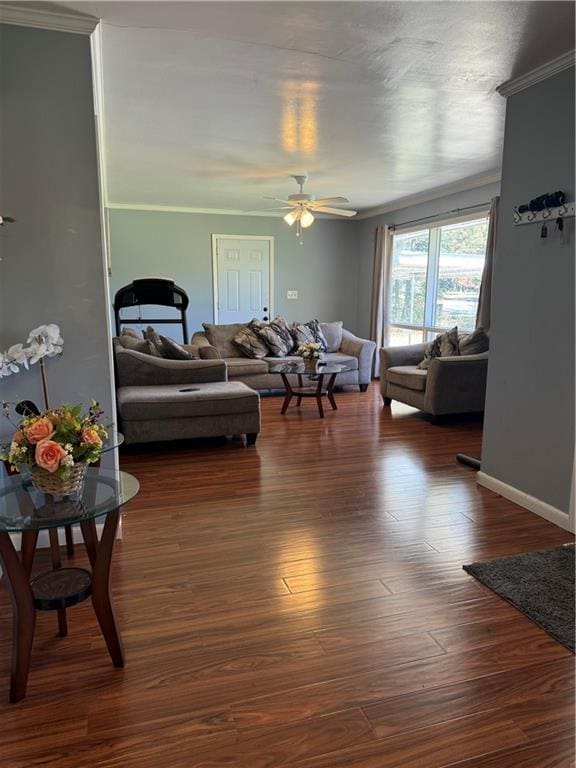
[61,1,575,213]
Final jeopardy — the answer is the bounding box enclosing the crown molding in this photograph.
[0,3,98,35]
[497,49,575,98]
[106,203,286,218]
[106,202,353,220]
[355,172,501,221]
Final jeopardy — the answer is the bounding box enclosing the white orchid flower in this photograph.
[0,324,64,376]
[0,344,32,377]
[26,340,46,365]
[27,323,62,344]
[0,354,19,377]
[26,323,64,360]
[7,343,30,369]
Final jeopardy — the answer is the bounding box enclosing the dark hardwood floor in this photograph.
[0,384,574,767]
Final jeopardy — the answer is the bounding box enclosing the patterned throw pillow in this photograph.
[233,327,270,359]
[291,319,328,352]
[417,327,459,369]
[252,317,294,357]
[143,326,164,357]
[159,335,193,360]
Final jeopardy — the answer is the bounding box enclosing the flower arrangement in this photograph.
[2,402,108,493]
[296,342,323,360]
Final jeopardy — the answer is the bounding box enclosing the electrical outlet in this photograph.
[287,290,298,300]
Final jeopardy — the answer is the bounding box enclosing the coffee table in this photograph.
[268,362,353,418]
[0,466,139,702]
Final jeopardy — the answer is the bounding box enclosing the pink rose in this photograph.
[81,427,102,447]
[24,418,55,444]
[35,440,67,473]
[12,430,24,444]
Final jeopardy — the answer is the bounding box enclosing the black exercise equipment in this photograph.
[113,278,190,343]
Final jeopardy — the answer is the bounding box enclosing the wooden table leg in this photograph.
[64,525,75,558]
[21,530,38,579]
[315,374,325,418]
[0,532,36,703]
[82,510,124,667]
[280,373,293,415]
[296,374,303,406]
[81,518,98,568]
[48,528,68,638]
[327,373,338,410]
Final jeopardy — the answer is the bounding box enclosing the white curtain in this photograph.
[369,224,393,377]
[476,196,500,331]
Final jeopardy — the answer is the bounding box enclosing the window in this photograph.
[388,216,488,345]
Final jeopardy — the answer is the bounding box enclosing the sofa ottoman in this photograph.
[117,381,261,445]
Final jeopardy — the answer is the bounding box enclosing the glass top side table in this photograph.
[0,466,139,702]
[0,428,125,557]
[267,362,353,418]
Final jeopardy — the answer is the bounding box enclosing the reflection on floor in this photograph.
[0,384,573,768]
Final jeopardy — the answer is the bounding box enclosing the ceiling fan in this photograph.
[264,175,357,244]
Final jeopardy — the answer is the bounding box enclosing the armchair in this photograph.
[380,343,488,417]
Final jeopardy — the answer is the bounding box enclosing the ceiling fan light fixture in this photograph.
[300,210,314,228]
[283,211,297,226]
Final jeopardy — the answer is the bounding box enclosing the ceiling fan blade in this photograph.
[313,206,357,217]
[309,196,349,206]
[263,197,293,204]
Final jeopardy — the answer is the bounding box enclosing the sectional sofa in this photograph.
[190,322,376,392]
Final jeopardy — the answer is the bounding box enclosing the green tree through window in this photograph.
[388,217,488,345]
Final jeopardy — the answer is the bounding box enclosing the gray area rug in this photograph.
[464,544,575,652]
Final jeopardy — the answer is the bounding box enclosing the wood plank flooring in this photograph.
[0,385,574,767]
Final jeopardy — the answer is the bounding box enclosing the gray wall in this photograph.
[0,25,113,427]
[108,209,360,336]
[354,181,501,339]
[481,68,575,513]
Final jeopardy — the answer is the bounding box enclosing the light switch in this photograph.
[287,290,298,300]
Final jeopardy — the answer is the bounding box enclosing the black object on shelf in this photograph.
[113,278,190,343]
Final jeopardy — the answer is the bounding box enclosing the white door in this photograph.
[213,236,272,324]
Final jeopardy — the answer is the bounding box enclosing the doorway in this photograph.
[212,235,274,324]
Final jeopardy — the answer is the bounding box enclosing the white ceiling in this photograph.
[60,1,575,214]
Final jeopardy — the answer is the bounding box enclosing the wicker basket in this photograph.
[31,463,88,496]
[303,358,320,373]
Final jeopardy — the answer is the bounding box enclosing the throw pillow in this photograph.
[121,327,140,339]
[233,327,270,359]
[118,334,155,355]
[252,316,294,357]
[159,335,193,360]
[291,319,328,352]
[439,326,460,358]
[202,322,248,358]
[459,327,490,356]
[143,326,165,357]
[417,326,459,369]
[320,321,343,353]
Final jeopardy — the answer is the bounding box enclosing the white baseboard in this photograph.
[476,471,574,533]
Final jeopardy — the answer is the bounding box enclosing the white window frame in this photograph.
[388,212,489,343]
